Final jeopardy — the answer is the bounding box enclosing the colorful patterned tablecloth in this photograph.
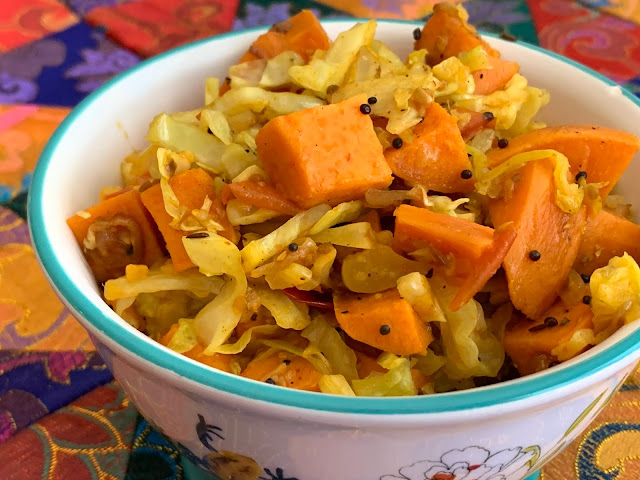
[2,1,640,478]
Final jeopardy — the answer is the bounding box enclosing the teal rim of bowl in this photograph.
[29,19,640,415]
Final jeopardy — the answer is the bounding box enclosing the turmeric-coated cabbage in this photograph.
[183,234,248,354]
[590,253,640,342]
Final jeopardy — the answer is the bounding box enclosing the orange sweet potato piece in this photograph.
[67,189,165,283]
[334,289,433,356]
[241,351,322,391]
[392,205,516,311]
[574,209,640,275]
[385,102,474,193]
[489,159,587,318]
[504,302,594,375]
[415,3,499,65]
[140,168,237,272]
[393,204,494,259]
[238,10,330,64]
[256,94,393,208]
[221,11,331,96]
[473,56,519,95]
[487,125,640,197]
[449,223,517,311]
[221,180,300,216]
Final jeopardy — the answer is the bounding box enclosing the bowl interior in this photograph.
[29,20,640,415]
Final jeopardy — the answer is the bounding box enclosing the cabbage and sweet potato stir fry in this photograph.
[68,4,640,396]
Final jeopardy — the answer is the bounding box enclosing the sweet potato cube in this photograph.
[255,94,393,209]
[473,56,519,95]
[489,159,587,319]
[237,10,330,64]
[334,289,433,356]
[414,3,499,66]
[384,102,474,193]
[393,204,494,259]
[575,209,640,275]
[67,190,165,282]
[487,125,640,195]
[141,168,237,272]
[392,204,517,312]
[504,302,594,375]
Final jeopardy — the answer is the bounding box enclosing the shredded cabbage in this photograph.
[258,288,311,330]
[331,72,435,135]
[289,20,377,93]
[319,374,356,396]
[308,201,364,235]
[213,325,281,354]
[182,234,248,354]
[259,51,304,88]
[551,328,595,361]
[342,245,427,294]
[228,59,266,88]
[397,272,447,322]
[200,109,232,145]
[453,74,537,131]
[204,77,219,105]
[260,339,332,374]
[288,245,334,291]
[264,262,313,290]
[212,86,324,117]
[167,318,199,353]
[413,349,447,376]
[458,46,489,71]
[301,314,358,380]
[351,357,416,397]
[231,165,268,183]
[226,199,281,226]
[431,276,504,379]
[433,56,474,96]
[590,253,640,341]
[104,267,223,300]
[504,86,550,137]
[241,204,330,271]
[370,40,406,76]
[310,222,376,249]
[219,143,258,180]
[147,114,227,174]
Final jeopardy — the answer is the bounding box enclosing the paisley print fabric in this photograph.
[0,0,78,52]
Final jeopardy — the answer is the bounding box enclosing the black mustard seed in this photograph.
[360,104,372,114]
[529,250,541,261]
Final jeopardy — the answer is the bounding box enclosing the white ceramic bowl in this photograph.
[29,21,640,480]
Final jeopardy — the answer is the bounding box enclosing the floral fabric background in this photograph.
[1,0,640,479]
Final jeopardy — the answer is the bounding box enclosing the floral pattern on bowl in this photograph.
[380,445,540,480]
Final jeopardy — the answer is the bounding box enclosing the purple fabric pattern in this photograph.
[65,32,139,92]
[466,0,530,26]
[0,350,112,444]
[0,40,67,104]
[233,3,297,29]
[0,208,30,245]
